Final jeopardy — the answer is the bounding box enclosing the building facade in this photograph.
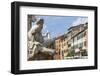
[71,24,88,58]
[54,22,88,60]
[54,34,68,60]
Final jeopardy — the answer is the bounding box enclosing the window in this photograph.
[74,37,77,42]
[74,45,78,49]
[62,51,64,57]
[62,45,63,48]
[84,32,86,37]
[59,45,60,47]
[59,51,60,55]
[79,43,83,48]
[68,44,71,47]
[77,34,80,40]
[77,33,83,40]
[84,41,87,46]
[64,43,66,46]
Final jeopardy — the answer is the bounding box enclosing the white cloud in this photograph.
[72,17,88,26]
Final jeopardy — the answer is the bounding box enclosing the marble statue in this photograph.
[27,19,55,60]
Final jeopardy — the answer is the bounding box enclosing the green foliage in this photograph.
[66,49,75,57]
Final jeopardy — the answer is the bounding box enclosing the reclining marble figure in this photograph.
[27,19,55,60]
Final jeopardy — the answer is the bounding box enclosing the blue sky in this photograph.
[32,15,87,38]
